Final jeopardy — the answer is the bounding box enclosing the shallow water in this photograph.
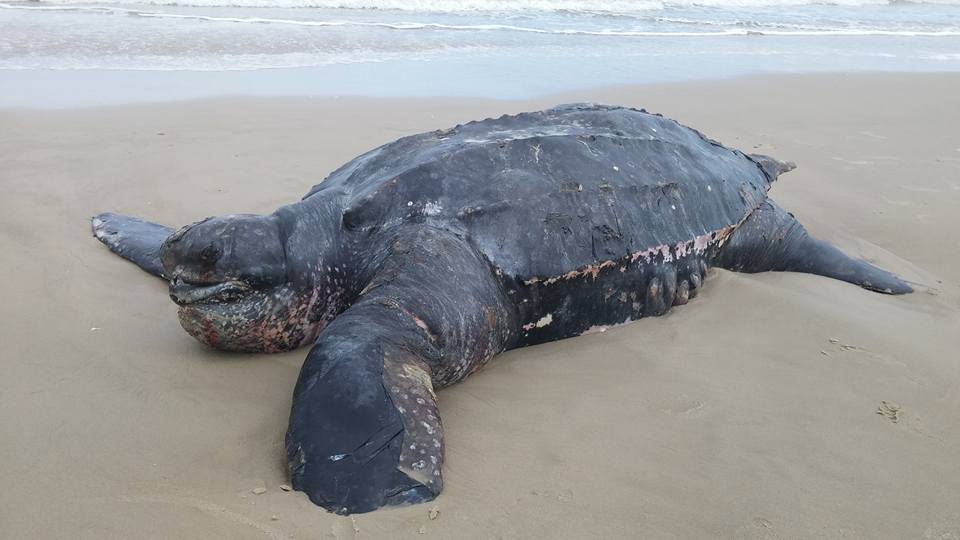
[2,0,959,106]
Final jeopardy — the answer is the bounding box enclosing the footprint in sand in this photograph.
[876,401,901,423]
[661,396,706,417]
[823,337,912,372]
[753,517,773,529]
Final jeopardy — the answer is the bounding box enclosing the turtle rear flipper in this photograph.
[92,212,174,279]
[714,200,912,294]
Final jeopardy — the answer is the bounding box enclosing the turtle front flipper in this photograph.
[285,227,517,514]
[714,200,912,294]
[91,212,175,279]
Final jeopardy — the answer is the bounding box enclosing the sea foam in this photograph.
[8,0,960,10]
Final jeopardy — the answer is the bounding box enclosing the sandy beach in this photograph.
[1,73,959,539]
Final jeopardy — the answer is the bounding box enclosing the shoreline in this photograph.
[3,63,960,109]
[2,72,959,539]
[0,69,956,111]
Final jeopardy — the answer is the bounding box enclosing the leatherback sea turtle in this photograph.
[92,104,912,514]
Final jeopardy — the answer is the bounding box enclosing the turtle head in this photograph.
[160,214,321,353]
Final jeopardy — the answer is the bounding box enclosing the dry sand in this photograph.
[1,73,959,539]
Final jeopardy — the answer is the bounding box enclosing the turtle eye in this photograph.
[199,243,221,266]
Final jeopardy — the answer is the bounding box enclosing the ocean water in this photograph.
[2,0,959,106]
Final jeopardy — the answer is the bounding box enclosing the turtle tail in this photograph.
[748,153,796,183]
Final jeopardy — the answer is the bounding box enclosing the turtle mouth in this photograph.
[169,277,252,306]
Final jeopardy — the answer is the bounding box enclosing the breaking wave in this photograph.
[6,0,960,10]
[3,2,959,36]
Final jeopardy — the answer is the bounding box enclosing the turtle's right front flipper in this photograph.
[714,200,912,294]
[286,227,517,514]
[92,212,175,279]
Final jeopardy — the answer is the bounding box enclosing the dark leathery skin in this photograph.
[286,227,516,514]
[309,103,774,284]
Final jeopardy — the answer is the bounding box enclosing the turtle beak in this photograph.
[168,275,251,306]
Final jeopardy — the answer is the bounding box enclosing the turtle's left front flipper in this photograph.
[91,212,175,279]
[285,227,517,514]
[715,200,912,294]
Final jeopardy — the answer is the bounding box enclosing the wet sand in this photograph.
[1,73,959,539]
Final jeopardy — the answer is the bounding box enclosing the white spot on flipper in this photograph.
[522,313,554,331]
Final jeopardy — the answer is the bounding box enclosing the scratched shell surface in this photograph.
[305,103,772,281]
